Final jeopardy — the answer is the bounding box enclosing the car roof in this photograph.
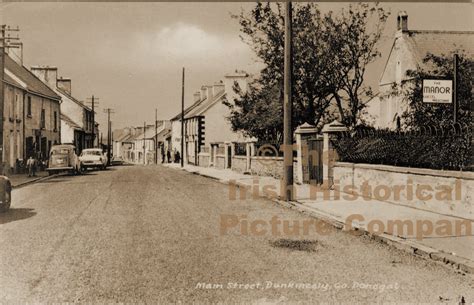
[52,144,75,149]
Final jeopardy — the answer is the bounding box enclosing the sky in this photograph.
[1,2,472,131]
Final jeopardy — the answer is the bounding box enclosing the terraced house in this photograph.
[30,66,95,154]
[2,54,61,174]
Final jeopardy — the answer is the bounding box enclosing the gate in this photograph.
[302,136,323,184]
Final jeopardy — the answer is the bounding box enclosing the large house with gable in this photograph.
[365,12,473,129]
[170,70,250,165]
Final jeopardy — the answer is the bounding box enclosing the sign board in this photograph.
[423,79,452,104]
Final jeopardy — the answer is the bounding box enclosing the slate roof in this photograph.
[3,54,60,100]
[184,90,226,119]
[405,30,474,68]
[57,87,92,111]
[113,129,130,142]
[170,96,207,121]
[61,113,81,130]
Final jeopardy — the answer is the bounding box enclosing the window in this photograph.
[40,109,45,129]
[15,94,19,118]
[27,96,32,116]
[9,88,14,119]
[54,111,57,131]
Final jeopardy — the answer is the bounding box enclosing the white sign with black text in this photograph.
[422,79,453,104]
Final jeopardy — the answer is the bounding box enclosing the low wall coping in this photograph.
[232,155,246,159]
[335,162,474,180]
[251,156,284,161]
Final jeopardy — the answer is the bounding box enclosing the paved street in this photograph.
[0,165,473,304]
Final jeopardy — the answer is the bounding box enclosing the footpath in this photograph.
[164,163,474,275]
[7,171,57,189]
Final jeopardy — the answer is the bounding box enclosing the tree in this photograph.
[225,3,389,142]
[224,81,283,143]
[324,4,389,127]
[399,51,472,128]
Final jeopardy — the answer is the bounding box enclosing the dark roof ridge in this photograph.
[4,54,61,100]
[56,87,92,111]
[408,30,474,35]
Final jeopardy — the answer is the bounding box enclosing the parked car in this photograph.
[79,148,107,170]
[47,144,82,175]
[0,176,12,213]
[111,156,124,166]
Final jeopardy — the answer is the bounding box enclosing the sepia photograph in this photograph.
[0,0,473,304]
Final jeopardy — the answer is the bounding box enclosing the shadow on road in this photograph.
[37,178,70,183]
[0,208,36,225]
[80,171,99,175]
[269,239,322,252]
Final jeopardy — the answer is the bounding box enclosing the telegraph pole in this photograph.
[103,108,114,166]
[155,109,158,164]
[86,96,99,148]
[143,121,146,165]
[453,54,459,124]
[180,67,185,168]
[0,25,5,174]
[282,2,294,201]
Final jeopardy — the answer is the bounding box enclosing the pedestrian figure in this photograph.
[175,151,181,164]
[166,150,171,163]
[26,156,37,177]
[161,147,165,164]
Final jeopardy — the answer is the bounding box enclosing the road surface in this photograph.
[0,165,472,303]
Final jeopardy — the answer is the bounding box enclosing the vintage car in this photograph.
[79,148,107,170]
[47,144,82,175]
[0,176,12,213]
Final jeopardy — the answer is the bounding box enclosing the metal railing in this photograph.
[331,123,473,171]
[234,143,247,156]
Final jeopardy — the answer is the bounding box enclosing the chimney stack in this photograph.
[200,86,208,101]
[193,91,201,103]
[397,11,408,32]
[213,81,225,96]
[30,66,58,89]
[205,85,214,100]
[57,77,72,95]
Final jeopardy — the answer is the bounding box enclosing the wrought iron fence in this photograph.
[234,143,247,156]
[331,123,473,171]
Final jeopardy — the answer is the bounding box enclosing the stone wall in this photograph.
[215,155,225,169]
[248,157,298,179]
[334,162,474,218]
[231,156,247,173]
[198,153,210,167]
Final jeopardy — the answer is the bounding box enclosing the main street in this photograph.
[0,165,472,303]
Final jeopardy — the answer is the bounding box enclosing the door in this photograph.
[227,145,232,169]
[303,137,323,185]
[9,132,14,167]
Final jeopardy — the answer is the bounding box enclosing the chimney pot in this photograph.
[397,11,408,32]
